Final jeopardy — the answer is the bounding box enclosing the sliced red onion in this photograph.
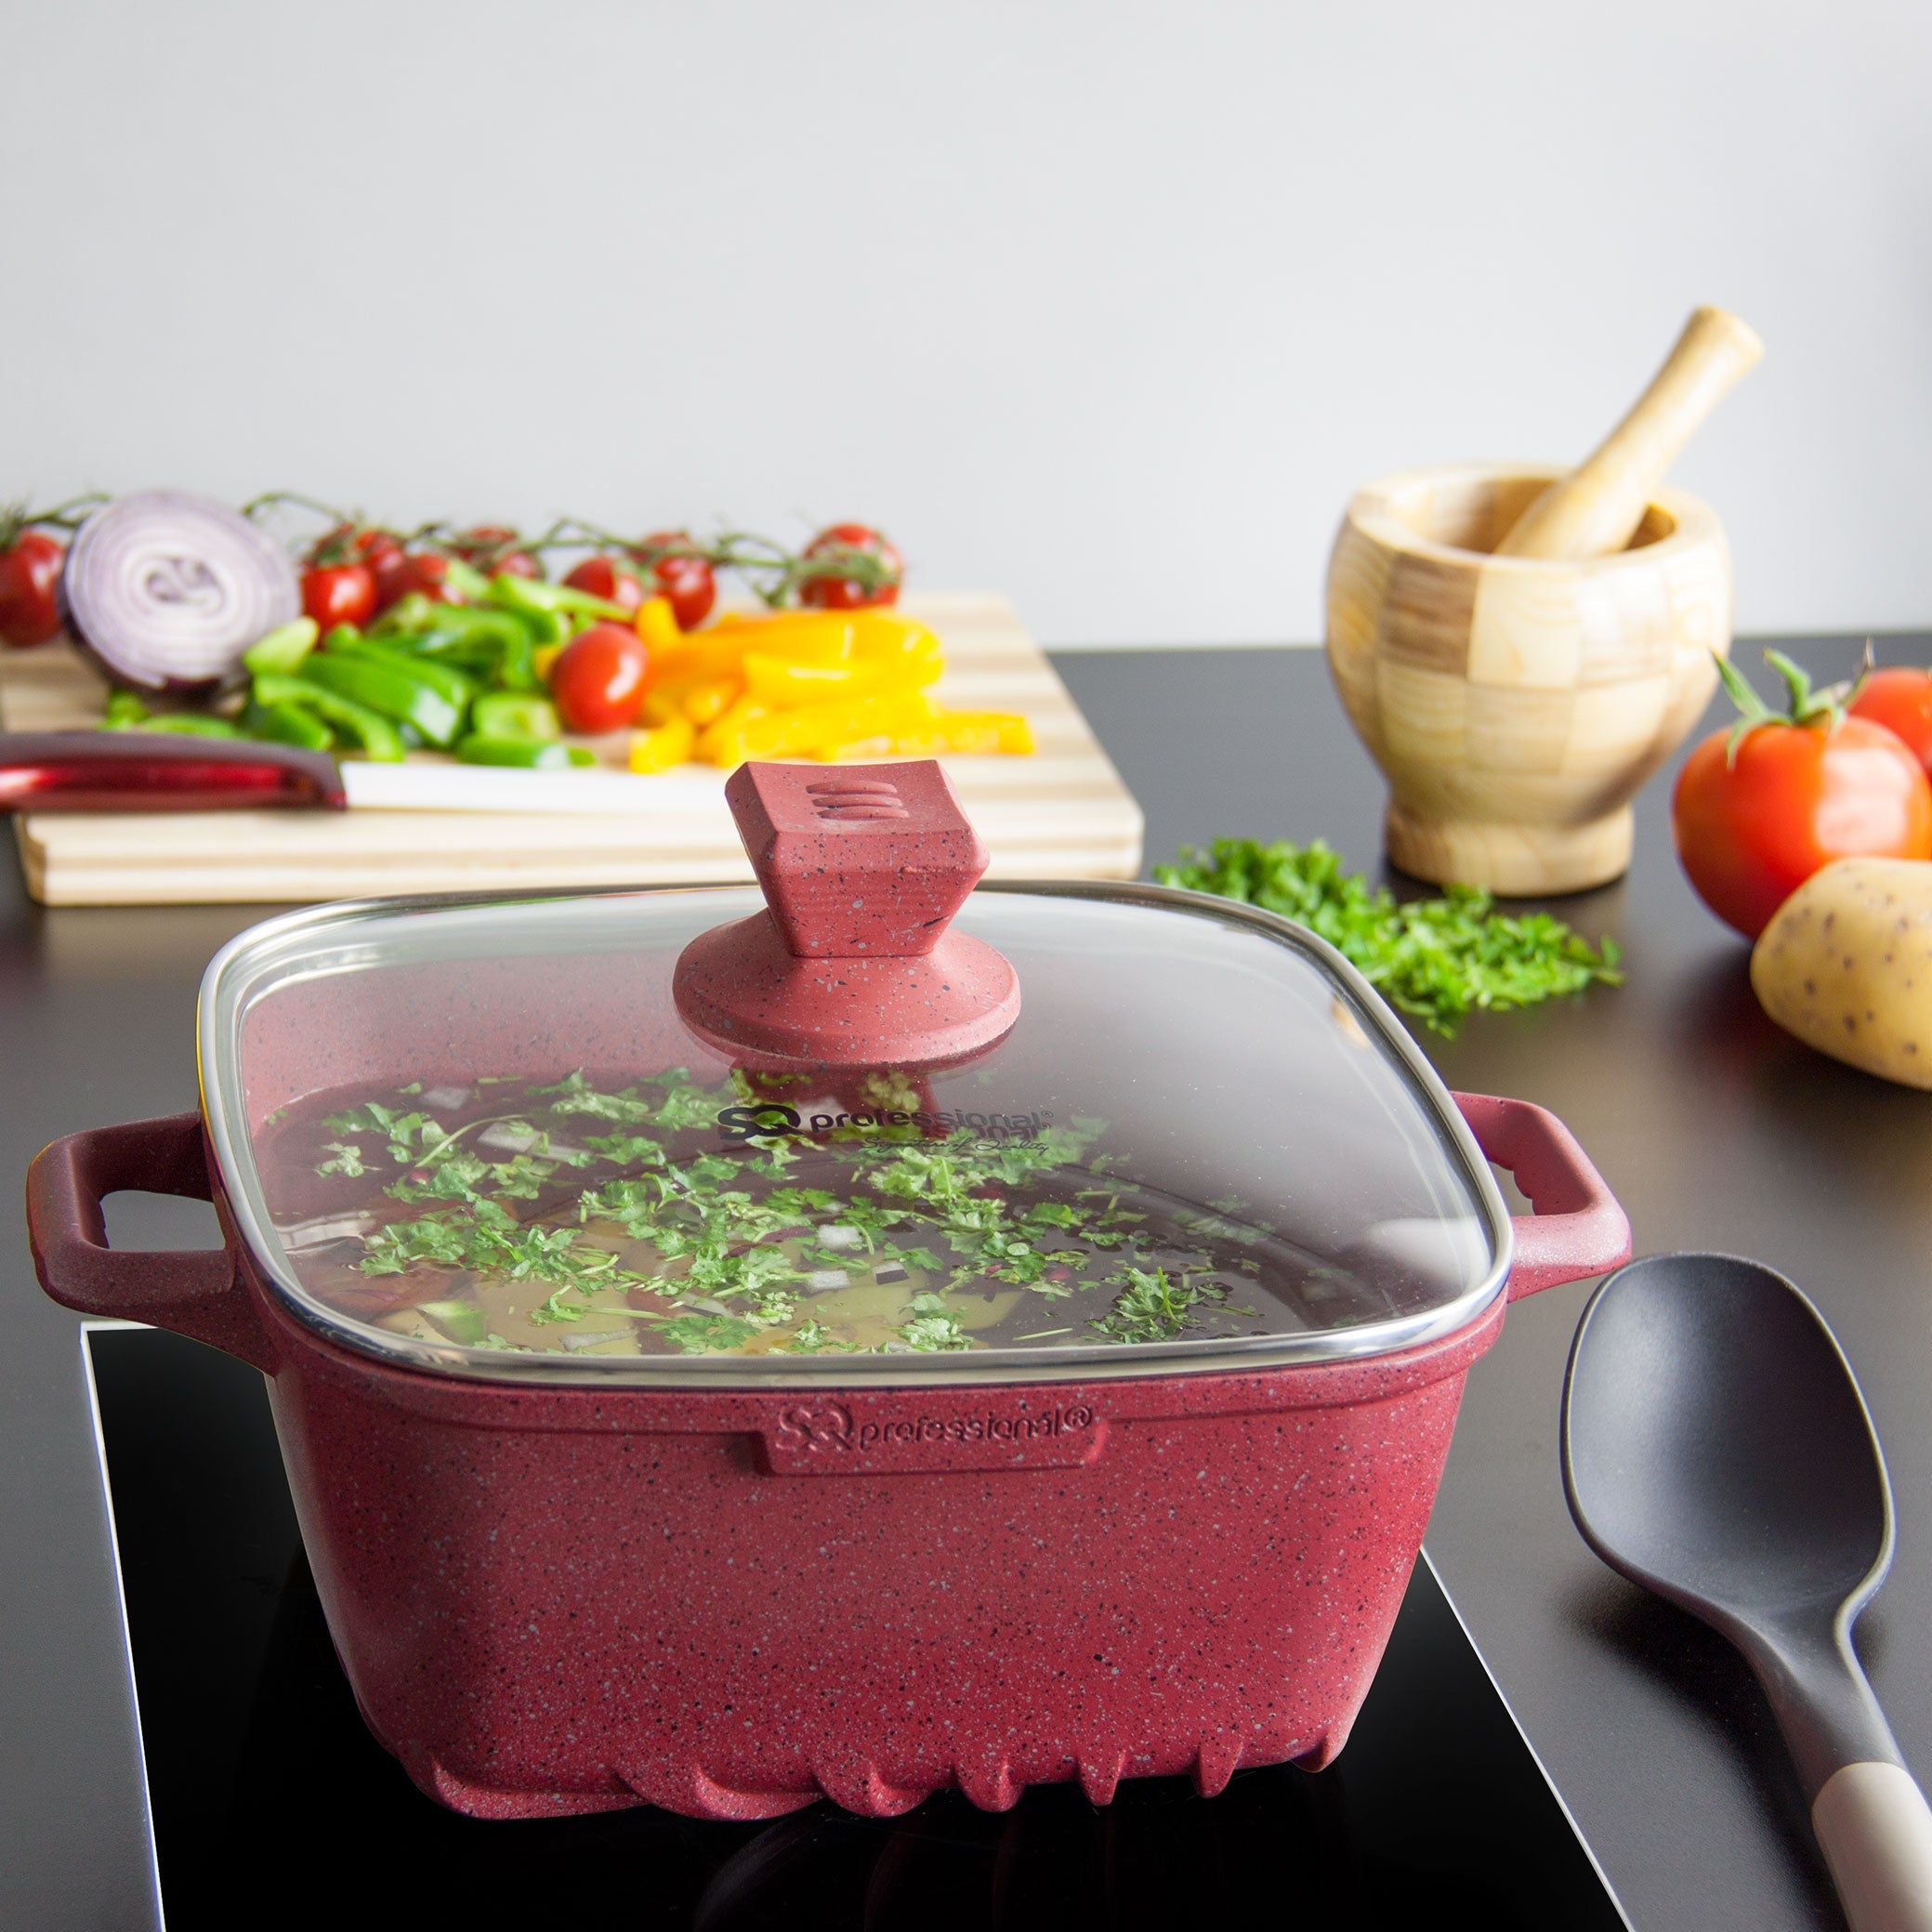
[61,491,300,692]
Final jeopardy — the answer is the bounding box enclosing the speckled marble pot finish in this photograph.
[257,1284,1498,1821]
[25,847,1632,1824]
[26,1098,1624,1823]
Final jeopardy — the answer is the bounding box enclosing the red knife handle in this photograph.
[0,731,345,811]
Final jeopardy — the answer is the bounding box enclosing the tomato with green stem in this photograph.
[0,494,108,646]
[1672,650,1932,940]
[563,555,647,613]
[359,532,416,614]
[0,530,67,646]
[301,561,376,630]
[629,531,716,630]
[445,524,542,581]
[797,522,901,610]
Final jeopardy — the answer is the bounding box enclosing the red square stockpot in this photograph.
[29,763,1626,1820]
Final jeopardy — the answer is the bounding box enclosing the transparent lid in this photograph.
[202,879,1511,1387]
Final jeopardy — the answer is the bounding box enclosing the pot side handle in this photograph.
[1451,1092,1631,1298]
[25,1112,277,1373]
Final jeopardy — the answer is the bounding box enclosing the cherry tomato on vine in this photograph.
[301,562,376,631]
[308,524,414,616]
[449,524,541,580]
[1849,666,1932,775]
[798,521,901,610]
[654,555,716,630]
[0,530,67,646]
[563,555,647,612]
[548,621,651,733]
[401,551,459,604]
[631,531,716,631]
[1672,651,1932,940]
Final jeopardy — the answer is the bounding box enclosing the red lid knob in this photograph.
[725,760,990,959]
[673,760,1020,1067]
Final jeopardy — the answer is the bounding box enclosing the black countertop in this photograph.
[2,635,1923,1928]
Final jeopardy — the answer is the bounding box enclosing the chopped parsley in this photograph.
[1155,836,1620,1034]
[1089,1266,1229,1344]
[281,1064,1307,1360]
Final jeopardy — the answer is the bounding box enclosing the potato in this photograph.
[1751,857,1932,1087]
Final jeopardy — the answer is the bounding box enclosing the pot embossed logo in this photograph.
[716,1103,1053,1145]
[774,1403,855,1453]
[773,1400,1097,1457]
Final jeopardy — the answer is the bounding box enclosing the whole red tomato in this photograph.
[0,530,67,646]
[549,621,651,733]
[564,555,646,613]
[631,532,716,630]
[301,562,376,631]
[401,551,459,604]
[798,521,901,610]
[1849,666,1932,773]
[654,554,716,630]
[1673,651,1932,940]
[304,524,413,615]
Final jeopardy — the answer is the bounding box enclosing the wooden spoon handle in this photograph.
[1494,305,1763,560]
[1814,1762,1932,1932]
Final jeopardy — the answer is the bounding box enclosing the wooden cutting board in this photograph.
[2,594,1143,906]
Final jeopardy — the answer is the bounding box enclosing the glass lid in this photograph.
[200,765,1510,1387]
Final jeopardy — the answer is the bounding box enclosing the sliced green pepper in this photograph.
[370,592,439,638]
[297,653,466,750]
[454,735,597,769]
[243,617,321,677]
[470,691,559,740]
[246,701,335,751]
[102,691,151,728]
[252,672,405,761]
[319,634,477,711]
[486,574,626,622]
[491,626,541,692]
[408,605,526,647]
[441,557,492,601]
[410,607,545,685]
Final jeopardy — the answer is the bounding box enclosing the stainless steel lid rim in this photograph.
[199,879,1516,1389]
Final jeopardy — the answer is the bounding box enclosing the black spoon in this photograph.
[1563,1253,1932,1932]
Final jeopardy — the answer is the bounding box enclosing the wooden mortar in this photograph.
[1326,306,1758,895]
[1325,464,1731,894]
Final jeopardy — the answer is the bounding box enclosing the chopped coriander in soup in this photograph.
[258,1067,1393,1358]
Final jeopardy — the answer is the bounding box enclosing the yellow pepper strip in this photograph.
[646,630,752,689]
[694,696,774,763]
[718,610,857,658]
[682,676,743,727]
[628,715,696,772]
[742,648,941,707]
[634,597,682,661]
[695,690,1025,766]
[532,642,564,682]
[818,709,1035,760]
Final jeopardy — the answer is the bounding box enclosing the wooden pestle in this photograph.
[1494,306,1764,560]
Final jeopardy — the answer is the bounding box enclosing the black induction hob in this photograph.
[86,1325,1627,1930]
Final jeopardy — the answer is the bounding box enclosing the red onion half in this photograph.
[62,491,300,691]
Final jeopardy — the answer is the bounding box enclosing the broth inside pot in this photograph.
[259,1065,1426,1359]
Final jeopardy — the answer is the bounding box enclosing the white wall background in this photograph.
[4,0,1929,647]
